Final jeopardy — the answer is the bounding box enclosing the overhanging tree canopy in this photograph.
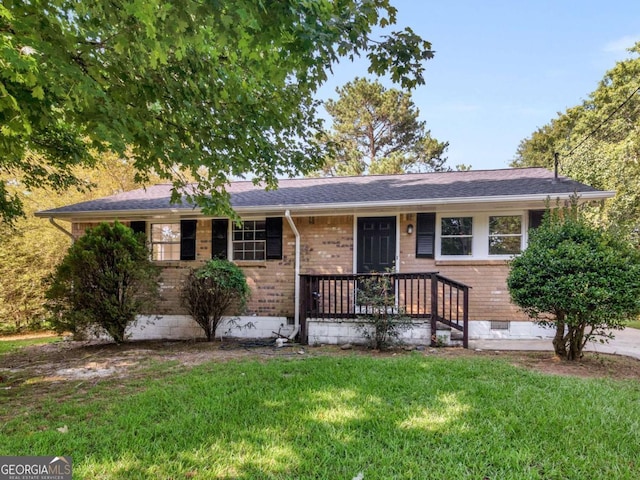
[0,0,434,223]
[512,42,640,235]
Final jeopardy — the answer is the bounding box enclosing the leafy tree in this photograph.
[0,154,159,334]
[319,78,448,175]
[45,221,160,343]
[0,0,434,224]
[512,42,640,235]
[181,259,250,342]
[507,202,640,360]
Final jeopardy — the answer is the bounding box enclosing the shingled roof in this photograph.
[36,168,614,219]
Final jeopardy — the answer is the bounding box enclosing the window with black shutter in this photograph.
[416,213,436,258]
[528,210,546,230]
[211,219,229,259]
[151,223,180,260]
[265,217,283,260]
[129,221,146,235]
[180,219,197,261]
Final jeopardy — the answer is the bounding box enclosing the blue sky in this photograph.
[315,0,640,171]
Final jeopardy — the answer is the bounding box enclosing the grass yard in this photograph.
[1,345,640,479]
[626,319,640,330]
[0,334,60,355]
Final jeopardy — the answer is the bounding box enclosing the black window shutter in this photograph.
[528,210,546,230]
[180,220,197,261]
[416,213,436,258]
[211,219,228,259]
[130,221,146,235]
[265,217,283,260]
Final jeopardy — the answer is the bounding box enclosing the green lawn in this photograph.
[1,354,639,479]
[0,335,60,355]
[626,320,640,330]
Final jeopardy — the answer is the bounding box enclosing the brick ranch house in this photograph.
[37,167,614,347]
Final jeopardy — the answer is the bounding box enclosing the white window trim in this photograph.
[150,222,181,261]
[232,219,267,262]
[435,211,526,260]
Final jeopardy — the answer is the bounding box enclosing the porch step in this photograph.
[451,329,464,341]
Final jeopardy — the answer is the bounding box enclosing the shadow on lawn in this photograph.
[3,354,640,479]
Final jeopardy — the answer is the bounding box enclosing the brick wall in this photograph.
[72,213,527,324]
[398,213,526,322]
[298,215,354,275]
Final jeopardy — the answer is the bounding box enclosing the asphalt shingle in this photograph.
[37,168,605,216]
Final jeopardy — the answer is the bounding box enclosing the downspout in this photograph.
[49,217,75,243]
[284,210,300,341]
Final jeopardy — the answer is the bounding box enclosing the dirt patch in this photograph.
[2,337,640,391]
[0,337,314,387]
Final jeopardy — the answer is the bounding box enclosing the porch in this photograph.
[299,272,471,348]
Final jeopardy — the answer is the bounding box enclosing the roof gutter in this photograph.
[49,217,75,243]
[284,209,300,342]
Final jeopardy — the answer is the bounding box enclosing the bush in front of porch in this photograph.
[355,273,413,349]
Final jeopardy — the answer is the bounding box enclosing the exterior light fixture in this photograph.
[407,224,414,234]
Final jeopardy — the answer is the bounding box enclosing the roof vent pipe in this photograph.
[553,152,559,182]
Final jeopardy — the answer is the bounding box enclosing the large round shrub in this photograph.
[46,221,160,342]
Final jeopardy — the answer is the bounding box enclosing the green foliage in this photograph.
[181,259,250,341]
[319,78,448,176]
[355,273,412,349]
[0,155,159,334]
[512,42,640,235]
[507,201,640,360]
[0,0,434,224]
[45,221,160,343]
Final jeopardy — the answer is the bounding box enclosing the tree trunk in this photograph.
[566,322,586,361]
[552,312,567,358]
[205,318,214,342]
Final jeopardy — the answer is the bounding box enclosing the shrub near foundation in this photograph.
[355,273,412,350]
[181,259,250,341]
[45,221,160,343]
[508,202,640,360]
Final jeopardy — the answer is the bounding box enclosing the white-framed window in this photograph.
[489,215,523,255]
[233,220,266,261]
[435,212,525,259]
[151,223,181,261]
[440,216,473,256]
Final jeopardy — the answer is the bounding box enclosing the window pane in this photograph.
[489,216,522,235]
[152,242,180,261]
[489,236,522,255]
[441,217,472,236]
[441,237,473,256]
[151,223,180,242]
[151,223,181,261]
[232,219,266,261]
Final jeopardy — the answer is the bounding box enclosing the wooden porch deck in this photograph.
[299,272,471,348]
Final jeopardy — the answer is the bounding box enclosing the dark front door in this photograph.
[357,216,397,273]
